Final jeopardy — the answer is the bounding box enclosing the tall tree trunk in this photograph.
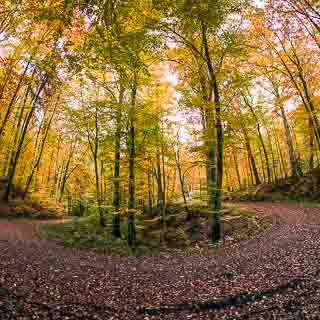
[3,74,47,202]
[3,84,30,176]
[212,76,223,242]
[59,161,79,202]
[23,98,58,198]
[53,135,62,198]
[93,155,105,226]
[266,126,278,181]
[272,122,288,180]
[297,71,320,148]
[156,149,164,208]
[175,146,188,213]
[257,124,271,183]
[147,168,153,211]
[87,106,105,227]
[245,99,272,183]
[127,80,137,248]
[233,151,241,190]
[201,21,222,242]
[160,135,167,235]
[100,160,104,202]
[248,152,254,185]
[112,89,123,238]
[258,142,266,183]
[309,117,314,170]
[243,128,261,185]
[170,167,176,199]
[59,159,71,202]
[161,139,166,207]
[276,52,320,149]
[279,104,301,177]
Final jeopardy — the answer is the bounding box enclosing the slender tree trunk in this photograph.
[258,142,266,183]
[156,148,164,209]
[152,173,156,209]
[55,162,63,201]
[201,21,222,242]
[277,54,320,149]
[248,152,254,185]
[100,160,104,202]
[23,99,57,198]
[279,104,300,177]
[45,148,54,188]
[272,122,288,180]
[171,167,176,198]
[93,155,105,226]
[161,139,167,237]
[266,126,278,181]
[3,74,47,202]
[257,124,271,183]
[53,135,62,198]
[59,159,71,202]
[127,80,137,248]
[233,151,242,189]
[243,128,261,185]
[212,76,223,242]
[161,139,166,207]
[87,106,105,227]
[298,72,320,148]
[112,91,123,238]
[246,100,272,183]
[175,147,188,213]
[310,117,314,170]
[3,85,29,175]
[156,148,165,241]
[147,168,153,211]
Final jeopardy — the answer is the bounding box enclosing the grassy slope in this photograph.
[40,203,273,256]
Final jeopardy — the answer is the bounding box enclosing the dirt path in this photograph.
[0,219,64,241]
[1,203,320,319]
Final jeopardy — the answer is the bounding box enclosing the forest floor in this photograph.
[1,202,320,319]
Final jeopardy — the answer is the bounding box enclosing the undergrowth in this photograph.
[40,203,272,256]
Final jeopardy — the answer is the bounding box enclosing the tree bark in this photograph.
[233,151,241,189]
[127,79,137,248]
[201,20,222,242]
[212,76,223,242]
[112,87,123,238]
[160,132,167,235]
[245,98,272,183]
[87,105,105,227]
[3,74,48,202]
[147,168,153,211]
[243,128,261,185]
[272,121,288,180]
[175,144,188,213]
[279,103,301,177]
[23,98,57,198]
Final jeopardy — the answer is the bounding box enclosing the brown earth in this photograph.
[1,203,320,319]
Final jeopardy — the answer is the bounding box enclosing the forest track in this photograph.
[0,219,64,241]
[1,202,320,319]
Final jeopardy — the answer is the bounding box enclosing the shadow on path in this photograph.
[144,272,320,317]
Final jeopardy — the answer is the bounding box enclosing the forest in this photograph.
[2,0,320,319]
